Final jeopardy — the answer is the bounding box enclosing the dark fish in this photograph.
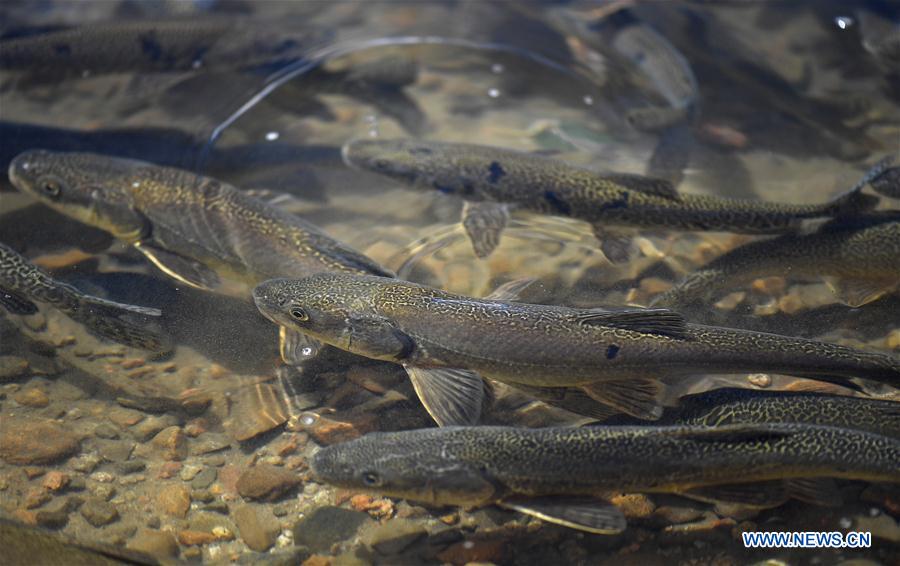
[653,215,900,310]
[342,139,877,262]
[311,423,900,534]
[0,518,157,565]
[252,273,900,426]
[0,241,168,352]
[8,150,392,365]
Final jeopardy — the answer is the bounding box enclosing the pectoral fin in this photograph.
[573,308,687,339]
[825,276,896,308]
[592,226,633,264]
[461,201,510,258]
[72,308,171,352]
[80,294,162,318]
[0,287,38,315]
[685,481,788,507]
[581,378,665,420]
[135,242,220,290]
[510,384,622,421]
[279,326,322,365]
[500,496,626,534]
[484,278,538,302]
[784,478,842,507]
[404,366,485,426]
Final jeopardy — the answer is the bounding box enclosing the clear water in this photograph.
[1,1,898,564]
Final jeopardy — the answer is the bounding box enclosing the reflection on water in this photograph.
[1,1,898,564]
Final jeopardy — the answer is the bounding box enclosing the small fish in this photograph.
[311,422,900,534]
[252,273,900,426]
[8,150,393,365]
[653,215,900,310]
[1,517,157,565]
[0,241,168,352]
[342,139,877,262]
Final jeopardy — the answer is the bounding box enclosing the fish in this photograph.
[8,150,394,365]
[310,422,900,534]
[0,241,169,352]
[0,518,158,565]
[342,139,878,262]
[858,155,900,199]
[652,214,900,310]
[604,387,900,438]
[252,273,900,426]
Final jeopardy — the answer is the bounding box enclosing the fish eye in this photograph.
[361,471,381,486]
[289,306,309,321]
[39,178,62,198]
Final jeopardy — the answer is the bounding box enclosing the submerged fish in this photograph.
[653,215,900,310]
[342,139,877,262]
[8,150,393,365]
[311,423,900,534]
[1,518,157,566]
[606,387,900,438]
[252,273,900,426]
[0,241,168,352]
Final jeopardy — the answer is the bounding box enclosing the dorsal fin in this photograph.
[573,308,688,339]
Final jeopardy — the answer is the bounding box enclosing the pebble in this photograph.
[42,471,70,491]
[0,356,29,381]
[24,488,51,509]
[363,519,427,555]
[307,413,377,445]
[90,471,115,483]
[98,440,134,463]
[202,501,229,514]
[13,387,49,408]
[157,461,182,479]
[436,538,506,564]
[70,454,102,473]
[116,460,146,475]
[0,416,81,465]
[177,529,218,546]
[158,483,192,518]
[80,497,120,527]
[90,483,116,501]
[33,508,70,529]
[106,407,145,428]
[611,494,656,519]
[233,504,281,552]
[180,464,203,481]
[236,464,301,501]
[131,414,177,442]
[128,529,179,559]
[93,423,120,439]
[191,467,217,489]
[151,426,188,461]
[292,506,371,553]
[190,433,231,455]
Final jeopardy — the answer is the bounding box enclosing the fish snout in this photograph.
[8,150,49,190]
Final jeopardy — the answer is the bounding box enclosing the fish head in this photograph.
[253,273,410,360]
[342,138,490,199]
[311,429,498,507]
[9,150,148,242]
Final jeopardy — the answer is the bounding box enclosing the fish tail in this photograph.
[824,186,880,217]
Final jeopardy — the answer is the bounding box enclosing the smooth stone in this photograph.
[233,504,281,552]
[128,528,178,559]
[292,506,371,553]
[80,497,120,527]
[236,464,301,502]
[157,483,191,518]
[130,415,177,442]
[363,519,427,555]
[116,460,146,475]
[151,426,188,461]
[93,423,120,439]
[96,440,135,463]
[0,416,80,465]
[190,433,232,455]
[191,467,217,489]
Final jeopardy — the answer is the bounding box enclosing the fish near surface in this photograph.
[8,150,393,365]
[252,273,900,426]
[342,138,878,262]
[311,423,900,534]
[0,241,169,352]
[653,214,900,310]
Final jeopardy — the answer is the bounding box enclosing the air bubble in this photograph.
[487,88,500,98]
[265,131,280,141]
[491,63,504,74]
[834,16,853,30]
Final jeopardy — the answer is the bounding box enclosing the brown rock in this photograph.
[611,493,656,519]
[218,464,242,494]
[13,387,49,408]
[177,530,217,546]
[106,407,145,428]
[157,461,182,479]
[127,528,179,559]
[151,426,188,461]
[42,471,70,492]
[24,487,51,509]
[301,556,332,566]
[437,538,505,564]
[308,413,377,445]
[0,416,80,465]
[232,504,281,552]
[0,356,29,381]
[157,483,192,518]
[236,464,301,501]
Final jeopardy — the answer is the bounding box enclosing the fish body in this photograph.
[253,273,900,423]
[343,139,876,260]
[8,150,392,363]
[654,215,900,309]
[606,387,900,438]
[1,518,157,565]
[0,242,168,352]
[311,423,900,533]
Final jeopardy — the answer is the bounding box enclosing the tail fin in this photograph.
[824,187,880,217]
